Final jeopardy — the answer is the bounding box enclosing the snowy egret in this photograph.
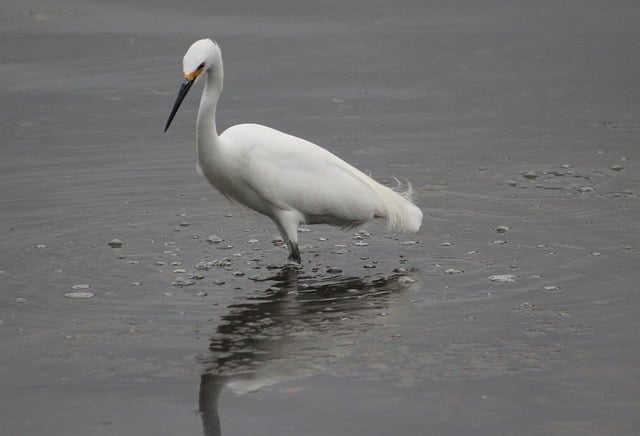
[164,39,423,264]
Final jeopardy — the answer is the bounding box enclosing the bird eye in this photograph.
[198,62,205,69]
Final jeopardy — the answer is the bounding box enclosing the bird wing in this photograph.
[221,124,385,225]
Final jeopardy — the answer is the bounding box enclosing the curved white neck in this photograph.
[196,56,223,175]
[196,57,223,154]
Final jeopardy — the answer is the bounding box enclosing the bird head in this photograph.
[165,39,220,132]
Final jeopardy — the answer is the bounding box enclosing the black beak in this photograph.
[164,78,195,132]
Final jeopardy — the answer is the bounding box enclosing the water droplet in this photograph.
[171,277,195,287]
[398,276,416,284]
[72,284,91,290]
[173,268,187,274]
[206,235,223,243]
[577,186,594,193]
[494,225,510,233]
[445,268,463,275]
[35,244,47,249]
[64,292,95,299]
[493,240,508,245]
[16,297,28,304]
[354,241,369,247]
[400,240,418,245]
[354,230,372,238]
[523,171,539,180]
[543,285,561,291]
[326,267,342,273]
[610,164,623,172]
[441,242,453,247]
[488,274,517,283]
[247,238,259,244]
[107,239,123,248]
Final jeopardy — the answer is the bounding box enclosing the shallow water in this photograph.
[2,0,640,435]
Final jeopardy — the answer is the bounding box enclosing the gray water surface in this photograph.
[1,1,639,435]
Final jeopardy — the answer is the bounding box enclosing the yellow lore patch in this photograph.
[184,67,203,81]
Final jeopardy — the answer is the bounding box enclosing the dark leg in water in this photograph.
[288,242,301,264]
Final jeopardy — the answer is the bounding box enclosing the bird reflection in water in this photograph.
[198,267,415,436]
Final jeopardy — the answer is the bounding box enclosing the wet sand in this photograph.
[1,1,640,434]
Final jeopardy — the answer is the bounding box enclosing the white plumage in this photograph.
[165,39,422,264]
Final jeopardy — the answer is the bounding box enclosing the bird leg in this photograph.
[274,210,302,265]
[288,242,301,264]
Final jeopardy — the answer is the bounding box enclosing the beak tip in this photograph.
[164,78,194,134]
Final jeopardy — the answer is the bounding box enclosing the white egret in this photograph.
[164,39,423,264]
